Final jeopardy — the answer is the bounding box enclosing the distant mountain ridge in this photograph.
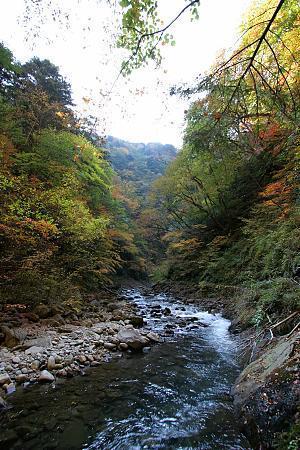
[105,135,177,199]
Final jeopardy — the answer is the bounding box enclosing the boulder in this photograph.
[116,328,149,351]
[31,360,40,370]
[1,326,27,348]
[16,374,28,383]
[25,346,44,355]
[119,342,129,351]
[231,334,299,448]
[33,304,51,319]
[22,336,52,350]
[129,316,144,327]
[38,370,54,382]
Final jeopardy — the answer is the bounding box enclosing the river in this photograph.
[0,289,251,449]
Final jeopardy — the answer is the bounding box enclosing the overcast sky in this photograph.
[1,0,252,146]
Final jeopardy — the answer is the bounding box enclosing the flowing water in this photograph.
[0,290,251,449]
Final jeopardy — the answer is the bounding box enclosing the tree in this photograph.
[22,58,73,106]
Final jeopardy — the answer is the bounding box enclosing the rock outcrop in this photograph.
[232,334,300,448]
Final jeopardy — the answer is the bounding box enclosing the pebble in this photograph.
[77,355,87,363]
[31,360,40,370]
[12,357,21,364]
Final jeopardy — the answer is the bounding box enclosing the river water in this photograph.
[0,290,251,449]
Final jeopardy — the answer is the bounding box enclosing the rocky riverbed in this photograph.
[0,287,250,450]
[0,290,161,406]
[0,286,298,450]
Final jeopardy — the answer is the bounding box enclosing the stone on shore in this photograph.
[16,374,28,383]
[25,346,44,355]
[0,373,11,385]
[104,342,116,350]
[116,328,149,350]
[4,382,16,394]
[119,342,129,351]
[47,356,56,370]
[23,336,52,350]
[146,332,160,343]
[39,370,55,382]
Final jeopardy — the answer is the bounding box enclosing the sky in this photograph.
[1,0,252,147]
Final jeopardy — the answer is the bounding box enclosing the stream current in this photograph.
[0,290,251,449]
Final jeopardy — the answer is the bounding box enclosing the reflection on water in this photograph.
[0,290,251,450]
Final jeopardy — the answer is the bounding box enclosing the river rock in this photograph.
[163,307,172,316]
[4,382,16,394]
[65,355,74,365]
[104,342,116,350]
[16,374,28,383]
[12,356,21,364]
[119,342,129,351]
[116,328,148,351]
[129,316,144,327]
[38,370,55,382]
[31,360,40,370]
[0,373,11,385]
[47,356,56,370]
[77,355,86,363]
[57,369,67,377]
[146,332,160,343]
[25,346,44,355]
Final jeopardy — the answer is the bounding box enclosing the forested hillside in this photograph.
[0,43,177,310]
[147,0,300,329]
[106,136,177,268]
